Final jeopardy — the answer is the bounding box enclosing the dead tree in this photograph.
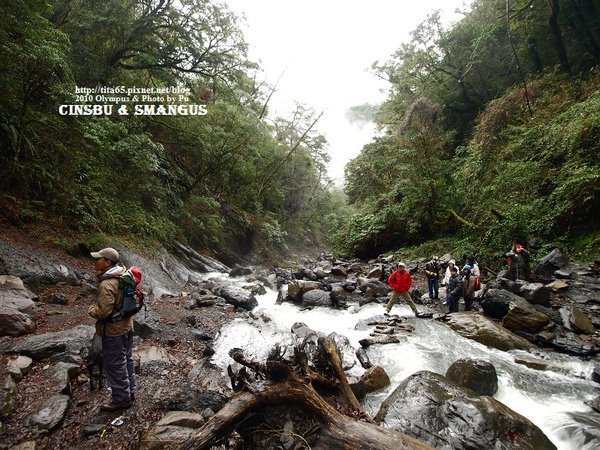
[180,335,434,450]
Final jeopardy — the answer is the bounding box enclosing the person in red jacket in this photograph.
[385,262,419,316]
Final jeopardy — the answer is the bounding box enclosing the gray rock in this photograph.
[171,241,231,274]
[585,395,600,413]
[520,283,550,306]
[502,299,551,333]
[554,269,574,279]
[350,365,390,399]
[0,307,36,337]
[28,395,70,431]
[229,264,252,277]
[536,330,599,356]
[444,312,534,351]
[374,371,556,450]
[49,362,79,395]
[134,307,161,338]
[7,355,33,382]
[143,411,205,449]
[0,242,92,290]
[536,248,567,278]
[481,288,518,319]
[212,284,257,311]
[569,306,595,334]
[0,275,37,314]
[6,325,94,361]
[446,359,498,396]
[301,289,332,307]
[1,374,17,418]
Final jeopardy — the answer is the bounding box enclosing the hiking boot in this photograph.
[100,399,132,412]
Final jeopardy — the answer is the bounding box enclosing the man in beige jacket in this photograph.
[88,247,136,412]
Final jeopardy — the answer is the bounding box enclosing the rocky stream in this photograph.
[1,234,600,450]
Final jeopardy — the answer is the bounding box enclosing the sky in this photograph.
[224,0,470,184]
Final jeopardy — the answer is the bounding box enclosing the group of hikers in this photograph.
[386,243,531,317]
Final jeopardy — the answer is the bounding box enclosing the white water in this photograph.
[207,274,600,450]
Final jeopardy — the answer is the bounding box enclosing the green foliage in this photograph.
[339,0,600,261]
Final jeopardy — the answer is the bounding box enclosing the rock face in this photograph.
[444,312,534,351]
[374,371,556,450]
[445,359,498,396]
[0,241,92,289]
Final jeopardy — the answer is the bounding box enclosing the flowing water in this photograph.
[207,273,600,449]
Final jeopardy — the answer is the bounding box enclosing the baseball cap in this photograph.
[90,247,119,262]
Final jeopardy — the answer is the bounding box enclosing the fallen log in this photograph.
[359,335,402,347]
[179,335,434,450]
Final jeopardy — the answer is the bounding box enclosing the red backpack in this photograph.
[473,276,481,291]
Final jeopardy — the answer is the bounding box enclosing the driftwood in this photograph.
[180,335,434,450]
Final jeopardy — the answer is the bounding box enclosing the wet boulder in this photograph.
[374,370,556,450]
[444,312,534,351]
[302,289,332,307]
[502,299,551,333]
[228,264,252,277]
[535,248,567,278]
[350,365,390,399]
[445,359,498,396]
[536,330,599,356]
[520,283,550,306]
[0,307,36,337]
[211,284,257,311]
[481,288,518,319]
[568,305,595,334]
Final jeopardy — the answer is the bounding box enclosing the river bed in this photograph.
[209,275,600,450]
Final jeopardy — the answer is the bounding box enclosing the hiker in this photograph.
[424,256,441,300]
[88,247,136,412]
[385,262,420,317]
[462,265,477,311]
[446,266,463,313]
[506,243,531,280]
[442,259,459,286]
[464,255,480,277]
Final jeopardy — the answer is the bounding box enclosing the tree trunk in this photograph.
[548,0,571,72]
[179,336,435,450]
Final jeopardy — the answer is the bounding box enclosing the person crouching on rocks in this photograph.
[462,265,476,311]
[88,247,136,412]
[446,266,463,313]
[385,262,420,317]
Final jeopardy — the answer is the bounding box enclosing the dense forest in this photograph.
[0,0,340,262]
[1,0,599,264]
[338,0,600,263]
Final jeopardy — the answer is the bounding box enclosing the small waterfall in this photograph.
[209,275,600,450]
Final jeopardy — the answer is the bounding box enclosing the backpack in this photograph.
[473,276,481,291]
[110,266,145,322]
